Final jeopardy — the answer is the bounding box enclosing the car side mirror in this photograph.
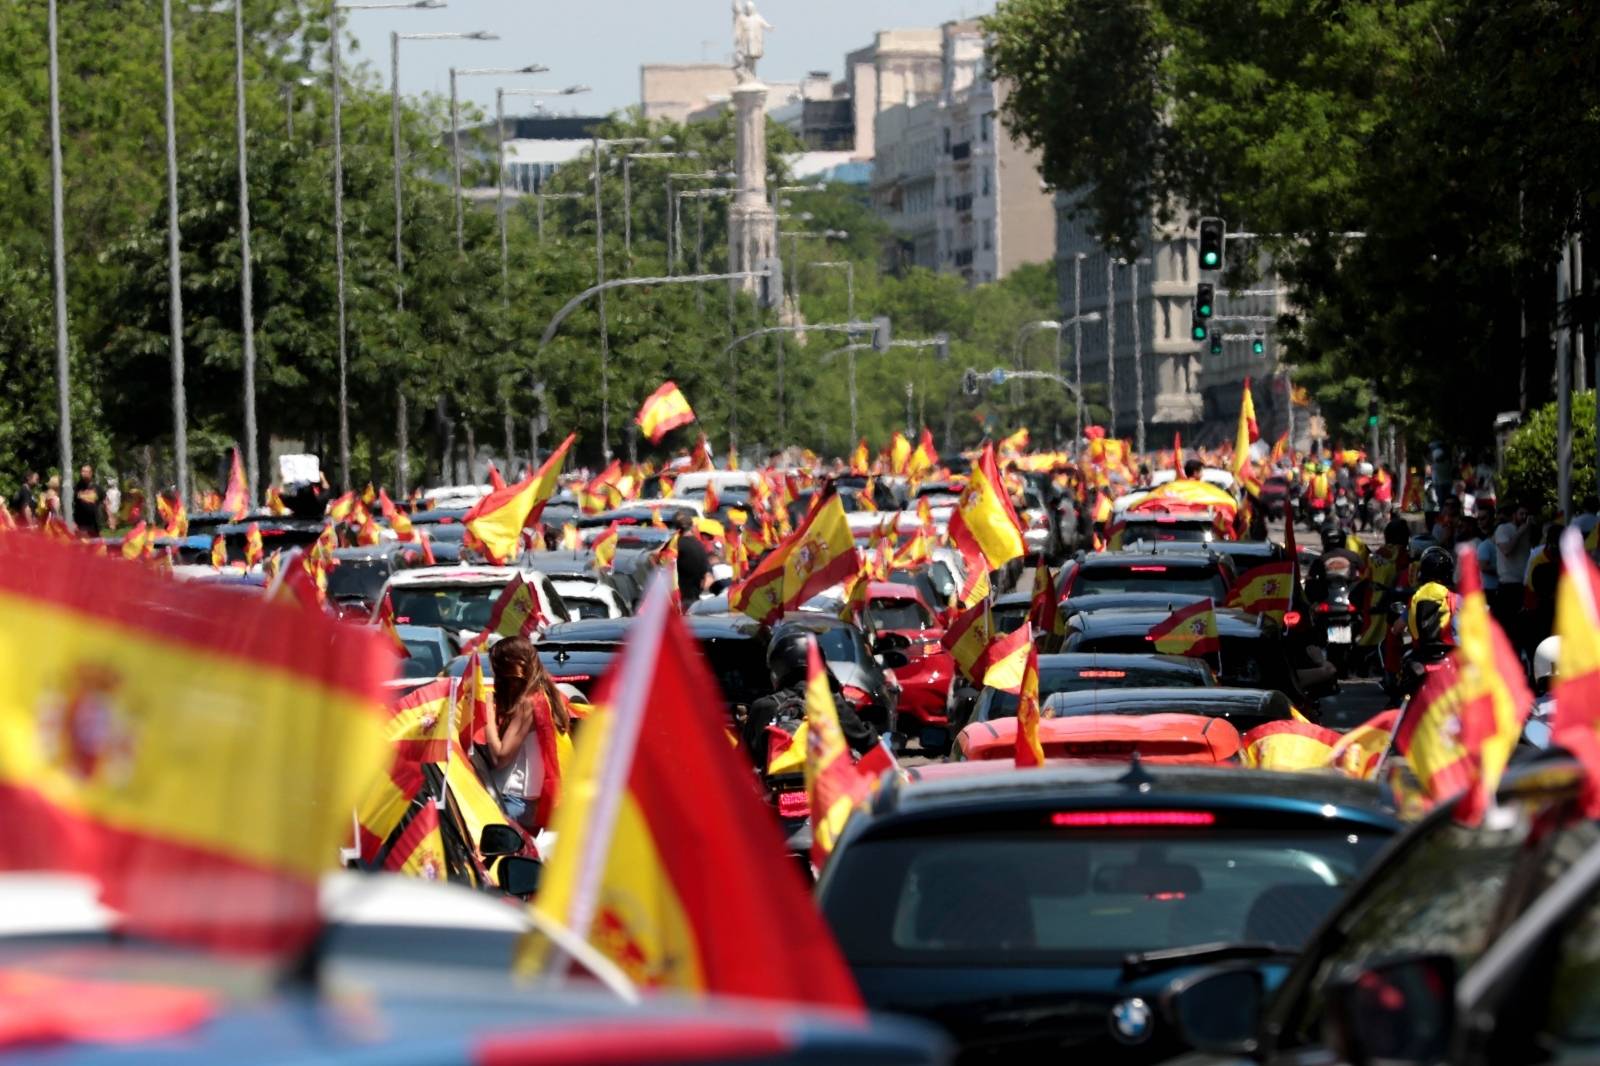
[1323,954,1455,1066]
[498,855,543,898]
[876,650,909,670]
[479,824,523,858]
[1162,964,1265,1055]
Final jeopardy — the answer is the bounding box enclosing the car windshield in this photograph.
[389,584,503,630]
[813,627,868,666]
[869,600,934,631]
[825,826,1384,966]
[564,596,611,620]
[399,638,445,679]
[326,558,391,603]
[993,603,1030,634]
[981,663,1208,719]
[1073,563,1228,600]
[1122,521,1212,544]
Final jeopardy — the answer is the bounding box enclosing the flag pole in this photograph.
[442,673,459,812]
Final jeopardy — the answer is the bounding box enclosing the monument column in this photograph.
[728,82,776,293]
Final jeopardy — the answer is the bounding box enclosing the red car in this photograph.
[955,712,1243,764]
[862,581,955,729]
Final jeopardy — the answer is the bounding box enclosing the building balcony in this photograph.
[953,193,973,214]
[950,141,971,161]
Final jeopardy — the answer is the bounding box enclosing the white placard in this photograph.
[278,453,320,487]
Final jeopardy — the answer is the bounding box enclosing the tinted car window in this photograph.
[399,639,445,679]
[390,585,500,629]
[1122,521,1212,543]
[327,558,392,603]
[869,600,934,632]
[992,602,1030,634]
[1073,563,1228,600]
[698,637,771,708]
[565,596,612,620]
[814,627,869,666]
[980,663,1210,720]
[827,827,1383,965]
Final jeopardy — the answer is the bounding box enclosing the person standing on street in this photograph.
[673,510,711,609]
[71,465,102,536]
[1493,502,1533,627]
[13,471,39,526]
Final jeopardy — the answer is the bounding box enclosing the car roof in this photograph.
[865,581,926,603]
[385,566,530,586]
[771,612,857,635]
[1079,551,1223,569]
[1062,591,1211,614]
[1069,607,1265,635]
[522,550,601,577]
[872,761,1394,825]
[993,592,1033,608]
[1152,539,1282,560]
[1033,652,1212,673]
[1028,685,1276,712]
[332,543,405,561]
[541,613,764,643]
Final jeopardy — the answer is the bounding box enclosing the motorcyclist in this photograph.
[1306,526,1369,604]
[743,629,878,769]
[1305,462,1333,526]
[1408,546,1458,647]
[1523,635,1559,750]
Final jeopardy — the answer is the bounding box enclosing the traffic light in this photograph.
[933,333,951,362]
[1251,336,1265,355]
[962,368,980,397]
[1196,283,1214,320]
[1191,316,1208,343]
[871,315,892,353]
[1199,219,1224,270]
[1209,329,1223,356]
[757,256,783,310]
[1367,399,1379,428]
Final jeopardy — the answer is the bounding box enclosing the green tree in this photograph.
[1502,392,1596,518]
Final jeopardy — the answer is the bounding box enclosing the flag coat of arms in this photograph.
[948,441,1026,574]
[1147,598,1221,657]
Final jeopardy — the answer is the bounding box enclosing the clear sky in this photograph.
[341,0,996,121]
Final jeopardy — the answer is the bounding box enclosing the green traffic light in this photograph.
[1367,415,1379,427]
[1198,303,1212,317]
[1192,326,1208,341]
[1252,339,1265,354]
[1202,252,1219,267]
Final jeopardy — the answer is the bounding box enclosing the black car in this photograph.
[816,762,1398,1064]
[1164,757,1600,1066]
[952,653,1217,730]
[1151,539,1287,567]
[326,543,409,617]
[1061,591,1212,620]
[573,502,698,530]
[991,592,1033,635]
[1119,514,1219,545]
[525,614,772,709]
[1066,552,1235,602]
[1062,606,1297,698]
[769,614,899,735]
[214,518,325,564]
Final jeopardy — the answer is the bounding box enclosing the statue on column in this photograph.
[732,0,772,83]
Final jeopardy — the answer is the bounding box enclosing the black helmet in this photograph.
[1321,526,1347,552]
[1417,545,1454,586]
[766,628,812,690]
[1383,515,1410,547]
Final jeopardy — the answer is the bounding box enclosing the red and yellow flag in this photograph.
[908,428,939,479]
[463,433,574,564]
[636,381,696,444]
[1232,378,1262,497]
[378,489,414,542]
[326,491,357,523]
[803,639,866,868]
[209,535,227,570]
[120,522,153,561]
[222,448,249,521]
[1240,719,1342,772]
[1225,559,1294,623]
[382,802,447,881]
[265,485,290,516]
[729,487,860,626]
[1552,529,1600,815]
[1028,560,1064,644]
[948,441,1026,574]
[485,572,546,641]
[1328,709,1399,781]
[388,677,453,765]
[592,522,619,570]
[1148,597,1221,657]
[849,439,870,476]
[532,579,862,1008]
[376,596,410,660]
[1014,645,1044,767]
[886,432,912,476]
[244,522,264,567]
[455,651,490,751]
[0,534,390,952]
[998,427,1031,456]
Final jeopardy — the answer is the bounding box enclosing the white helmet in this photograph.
[1534,636,1561,683]
[1357,462,1374,476]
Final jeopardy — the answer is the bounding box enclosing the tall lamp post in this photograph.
[47,0,71,523]
[232,0,260,504]
[775,228,847,439]
[450,64,547,255]
[1017,314,1102,447]
[329,0,443,493]
[497,85,591,279]
[1125,256,1152,455]
[622,145,695,268]
[390,28,497,493]
[160,0,189,502]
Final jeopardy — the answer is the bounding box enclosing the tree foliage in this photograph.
[1502,392,1597,518]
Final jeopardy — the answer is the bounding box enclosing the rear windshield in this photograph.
[814,627,869,667]
[993,603,1030,634]
[825,826,1385,966]
[981,663,1209,720]
[390,584,502,630]
[1123,521,1212,544]
[399,638,445,680]
[326,558,391,603]
[869,600,935,632]
[1073,564,1228,600]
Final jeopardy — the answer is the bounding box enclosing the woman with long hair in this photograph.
[482,636,570,831]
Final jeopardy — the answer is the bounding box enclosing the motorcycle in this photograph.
[1313,569,1361,675]
[1332,488,1358,536]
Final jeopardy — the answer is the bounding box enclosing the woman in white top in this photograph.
[483,636,569,831]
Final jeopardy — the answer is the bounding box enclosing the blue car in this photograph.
[815,761,1399,1064]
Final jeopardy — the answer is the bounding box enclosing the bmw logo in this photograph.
[1109,997,1153,1044]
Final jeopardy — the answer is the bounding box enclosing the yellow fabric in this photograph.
[953,455,1025,570]
[803,651,854,860]
[1243,733,1334,771]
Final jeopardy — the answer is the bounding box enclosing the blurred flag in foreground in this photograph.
[0,535,391,952]
[533,577,861,1009]
[1553,528,1600,815]
[636,382,696,444]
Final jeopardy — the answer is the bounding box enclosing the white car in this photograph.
[375,566,569,643]
[423,484,491,510]
[550,578,629,620]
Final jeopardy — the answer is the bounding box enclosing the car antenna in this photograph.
[1118,752,1155,791]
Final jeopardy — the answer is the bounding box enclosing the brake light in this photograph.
[1283,610,1302,627]
[1149,891,1188,901]
[1129,565,1168,573]
[776,790,809,818]
[840,685,872,707]
[1076,669,1128,679]
[1314,602,1331,613]
[1050,810,1216,827]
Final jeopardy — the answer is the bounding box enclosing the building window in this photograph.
[981,169,990,197]
[983,222,993,251]
[981,113,991,142]
[943,128,951,153]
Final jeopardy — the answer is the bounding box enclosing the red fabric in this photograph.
[529,689,564,830]
[0,970,216,1050]
[474,1019,791,1066]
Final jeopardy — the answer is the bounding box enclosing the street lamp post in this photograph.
[47,0,71,523]
[666,171,730,274]
[390,27,496,493]
[160,0,188,502]
[497,86,591,269]
[622,146,696,269]
[1127,256,1151,455]
[1105,256,1117,436]
[535,190,585,242]
[774,229,848,438]
[450,65,546,255]
[679,186,734,310]
[233,0,259,504]
[1073,253,1086,443]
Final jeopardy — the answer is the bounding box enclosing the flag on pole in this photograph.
[887,432,912,476]
[948,441,1026,574]
[1147,598,1221,657]
[531,577,863,1008]
[1014,645,1044,767]
[1327,709,1399,780]
[636,381,697,444]
[1240,719,1342,771]
[849,439,870,476]
[221,448,249,521]
[1232,378,1262,496]
[120,522,153,561]
[1225,559,1294,623]
[0,534,390,953]
[209,535,227,570]
[1027,560,1065,645]
[803,639,867,868]
[244,522,263,567]
[463,433,575,564]
[382,803,446,880]
[592,522,619,570]
[378,489,414,542]
[1552,528,1600,815]
[729,487,860,625]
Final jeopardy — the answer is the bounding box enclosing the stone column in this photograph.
[728,82,776,293]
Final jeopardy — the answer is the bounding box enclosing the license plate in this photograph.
[1328,625,1353,644]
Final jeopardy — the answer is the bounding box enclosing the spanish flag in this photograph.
[948,441,1026,573]
[729,486,860,626]
[908,427,938,479]
[636,381,696,444]
[1328,709,1399,781]
[265,485,290,516]
[1014,644,1044,767]
[455,650,491,751]
[999,427,1031,456]
[222,447,249,521]
[378,489,414,542]
[326,491,357,523]
[209,535,227,570]
[887,432,912,476]
[0,534,390,952]
[592,522,619,570]
[1225,559,1294,623]
[1147,597,1220,657]
[980,622,1033,695]
[383,801,447,881]
[1231,378,1262,497]
[1552,528,1600,815]
[463,432,575,564]
[354,758,426,865]
[849,439,870,476]
[531,578,862,1009]
[1240,719,1342,771]
[388,677,453,764]
[244,522,264,567]
[1028,559,1064,646]
[376,596,410,660]
[940,599,996,683]
[485,572,546,641]
[120,522,153,561]
[803,638,873,869]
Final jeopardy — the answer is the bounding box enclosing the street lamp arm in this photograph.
[721,321,875,359]
[990,368,1081,399]
[538,269,772,352]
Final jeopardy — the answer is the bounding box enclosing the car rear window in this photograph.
[390,584,502,629]
[1122,521,1212,544]
[825,824,1385,966]
[992,603,1030,634]
[326,558,392,603]
[981,663,1209,720]
[869,600,934,632]
[1073,563,1228,600]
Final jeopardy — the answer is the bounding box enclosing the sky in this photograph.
[341,0,996,122]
